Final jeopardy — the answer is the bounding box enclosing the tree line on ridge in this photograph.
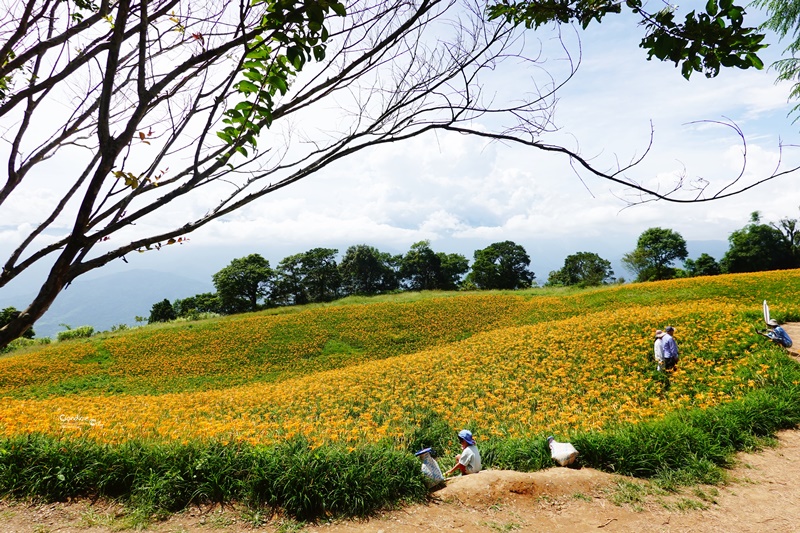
[146,208,800,324]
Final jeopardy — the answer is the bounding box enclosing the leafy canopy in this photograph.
[547,251,614,287]
[212,254,275,313]
[467,241,535,290]
[721,212,796,273]
[622,227,688,282]
[488,0,766,79]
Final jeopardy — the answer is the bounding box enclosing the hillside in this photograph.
[2,270,800,522]
[2,270,798,441]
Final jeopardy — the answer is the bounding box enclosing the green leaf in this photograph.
[235,80,260,94]
[307,3,324,26]
[705,0,718,16]
[746,52,764,70]
[330,2,346,17]
[243,70,264,82]
[268,75,288,95]
[681,60,693,79]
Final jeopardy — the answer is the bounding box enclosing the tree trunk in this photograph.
[0,250,75,350]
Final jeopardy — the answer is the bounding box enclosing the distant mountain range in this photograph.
[7,269,213,339]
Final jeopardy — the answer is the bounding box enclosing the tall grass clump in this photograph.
[572,382,800,485]
[0,436,426,520]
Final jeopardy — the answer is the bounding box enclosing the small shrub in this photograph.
[1,336,50,354]
[57,326,94,341]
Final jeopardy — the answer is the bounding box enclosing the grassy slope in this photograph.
[2,270,800,518]
[2,270,798,399]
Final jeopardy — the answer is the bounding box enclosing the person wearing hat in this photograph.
[445,429,481,476]
[661,326,679,370]
[414,448,445,488]
[653,329,666,371]
[765,319,793,348]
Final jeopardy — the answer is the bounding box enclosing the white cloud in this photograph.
[5,3,800,281]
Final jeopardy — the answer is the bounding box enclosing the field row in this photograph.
[1,299,789,447]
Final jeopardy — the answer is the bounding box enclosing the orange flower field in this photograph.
[1,270,799,448]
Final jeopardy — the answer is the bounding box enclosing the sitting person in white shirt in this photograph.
[445,429,481,476]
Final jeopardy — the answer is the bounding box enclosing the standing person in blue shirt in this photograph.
[661,326,679,370]
[445,429,481,476]
[765,319,793,348]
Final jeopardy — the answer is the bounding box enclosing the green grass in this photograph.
[4,270,800,399]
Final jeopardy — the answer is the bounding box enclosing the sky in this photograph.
[185,3,800,280]
[3,0,800,295]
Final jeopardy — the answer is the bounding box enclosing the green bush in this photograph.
[1,336,51,354]
[0,437,427,520]
[572,384,800,482]
[57,326,94,342]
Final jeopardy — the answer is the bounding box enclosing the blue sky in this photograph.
[3,0,800,292]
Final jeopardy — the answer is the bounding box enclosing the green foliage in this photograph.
[488,0,765,79]
[401,409,455,457]
[173,292,222,318]
[0,307,34,339]
[639,0,766,79]
[753,0,800,122]
[684,253,721,277]
[273,248,340,306]
[147,299,176,324]
[0,49,18,104]
[399,241,468,291]
[0,336,51,355]
[213,254,274,313]
[622,227,688,282]
[721,213,795,273]
[771,210,800,263]
[0,436,426,521]
[217,0,347,159]
[400,240,443,291]
[573,384,800,482]
[338,244,400,296]
[438,251,470,290]
[56,325,94,342]
[546,251,614,287]
[481,436,552,471]
[467,241,535,289]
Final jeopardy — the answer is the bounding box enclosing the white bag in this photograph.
[415,448,445,488]
[548,436,579,466]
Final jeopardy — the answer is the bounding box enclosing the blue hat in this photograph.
[414,447,432,456]
[458,429,475,445]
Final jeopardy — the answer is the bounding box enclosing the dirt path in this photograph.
[3,326,800,532]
